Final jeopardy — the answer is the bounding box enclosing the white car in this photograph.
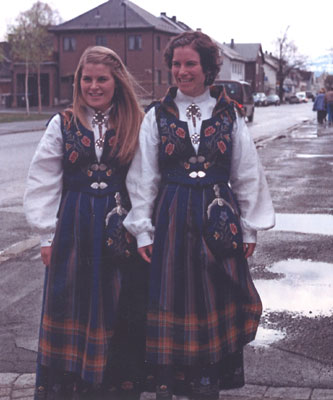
[296,92,308,103]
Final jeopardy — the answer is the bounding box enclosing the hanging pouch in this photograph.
[203,184,243,259]
[105,192,137,263]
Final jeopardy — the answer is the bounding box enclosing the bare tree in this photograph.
[7,1,60,114]
[274,27,307,101]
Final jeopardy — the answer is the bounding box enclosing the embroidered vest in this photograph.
[60,111,128,196]
[154,87,236,186]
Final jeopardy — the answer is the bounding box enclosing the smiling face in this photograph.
[171,45,206,97]
[80,63,116,112]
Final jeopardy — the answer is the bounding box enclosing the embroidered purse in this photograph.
[203,185,243,259]
[104,192,137,263]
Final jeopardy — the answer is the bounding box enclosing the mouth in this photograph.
[88,93,103,98]
[178,77,193,84]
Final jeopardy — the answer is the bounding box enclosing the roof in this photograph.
[49,0,184,34]
[228,43,264,62]
[219,42,246,62]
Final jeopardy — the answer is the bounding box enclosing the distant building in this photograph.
[217,42,246,81]
[0,42,12,108]
[48,0,189,105]
[263,51,278,94]
[227,39,265,92]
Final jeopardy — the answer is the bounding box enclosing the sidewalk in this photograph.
[1,373,333,400]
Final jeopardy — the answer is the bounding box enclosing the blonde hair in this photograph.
[72,46,143,164]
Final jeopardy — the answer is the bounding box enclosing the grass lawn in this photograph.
[0,113,53,123]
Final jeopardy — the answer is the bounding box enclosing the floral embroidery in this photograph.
[69,151,79,164]
[176,127,186,138]
[230,223,238,235]
[81,136,91,147]
[223,134,231,142]
[232,241,238,249]
[217,141,227,154]
[76,130,82,137]
[184,162,190,170]
[161,136,167,143]
[170,123,176,129]
[204,126,216,137]
[165,143,175,155]
[65,143,72,151]
[87,170,93,177]
[213,232,220,240]
[215,121,221,126]
[108,136,116,147]
[106,169,112,176]
[204,162,210,169]
[107,237,113,246]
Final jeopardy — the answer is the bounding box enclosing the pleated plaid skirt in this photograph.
[37,189,147,385]
[146,182,262,373]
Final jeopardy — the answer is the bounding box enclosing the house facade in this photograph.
[227,40,265,93]
[217,42,246,81]
[48,0,188,105]
[263,52,278,94]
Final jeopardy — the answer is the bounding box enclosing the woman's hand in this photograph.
[243,243,256,259]
[138,245,153,263]
[41,246,52,267]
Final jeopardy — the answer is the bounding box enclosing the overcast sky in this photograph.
[1,0,332,61]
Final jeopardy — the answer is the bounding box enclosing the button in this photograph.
[189,171,206,179]
[189,171,198,178]
[91,163,99,171]
[188,156,197,164]
[197,171,206,178]
[197,155,206,162]
[91,182,99,189]
[99,182,108,189]
[99,163,107,171]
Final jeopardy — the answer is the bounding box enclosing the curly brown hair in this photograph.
[164,31,222,86]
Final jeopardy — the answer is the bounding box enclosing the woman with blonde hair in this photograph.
[24,46,147,399]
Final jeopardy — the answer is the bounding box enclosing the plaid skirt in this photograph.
[36,189,148,385]
[147,182,262,375]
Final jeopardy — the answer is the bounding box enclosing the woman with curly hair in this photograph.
[124,31,275,399]
[24,46,148,400]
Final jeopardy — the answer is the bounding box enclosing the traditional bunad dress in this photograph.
[124,86,275,390]
[24,108,148,396]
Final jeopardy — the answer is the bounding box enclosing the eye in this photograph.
[82,76,91,82]
[98,76,108,82]
[172,61,180,67]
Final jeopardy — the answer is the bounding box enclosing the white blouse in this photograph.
[24,107,111,246]
[124,88,275,248]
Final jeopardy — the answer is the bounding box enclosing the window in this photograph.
[168,71,172,85]
[156,36,161,51]
[63,37,76,52]
[156,70,162,85]
[96,36,107,46]
[128,35,142,50]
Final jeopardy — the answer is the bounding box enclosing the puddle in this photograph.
[272,213,333,235]
[254,259,333,317]
[296,153,333,158]
[250,326,286,348]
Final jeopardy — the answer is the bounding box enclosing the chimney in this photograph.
[230,38,234,49]
[160,12,166,16]
[196,28,202,32]
[171,16,176,22]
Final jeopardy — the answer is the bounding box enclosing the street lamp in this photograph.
[121,0,127,66]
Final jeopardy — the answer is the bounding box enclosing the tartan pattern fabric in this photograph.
[146,88,262,372]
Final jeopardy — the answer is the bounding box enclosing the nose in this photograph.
[178,64,187,75]
[91,79,99,89]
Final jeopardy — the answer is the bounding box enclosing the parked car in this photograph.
[266,94,280,106]
[286,95,300,104]
[253,92,267,107]
[306,91,315,101]
[296,92,308,103]
[216,79,255,122]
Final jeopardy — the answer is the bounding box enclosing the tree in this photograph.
[274,27,307,102]
[7,2,60,114]
[324,75,333,90]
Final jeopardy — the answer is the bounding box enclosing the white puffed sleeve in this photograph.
[230,114,275,243]
[23,114,64,246]
[123,107,161,248]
